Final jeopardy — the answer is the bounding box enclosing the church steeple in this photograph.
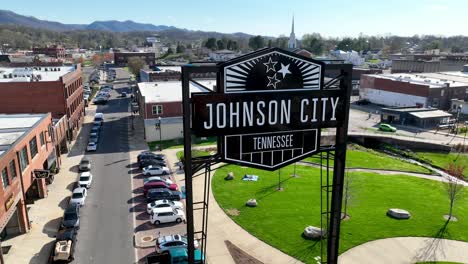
[288,15,297,50]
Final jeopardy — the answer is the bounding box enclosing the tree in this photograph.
[248,35,265,50]
[445,163,465,220]
[166,48,174,55]
[341,170,353,219]
[205,38,217,50]
[336,38,354,51]
[267,39,273,48]
[176,43,185,53]
[451,45,463,53]
[127,57,145,78]
[226,40,238,50]
[302,33,324,55]
[216,39,225,50]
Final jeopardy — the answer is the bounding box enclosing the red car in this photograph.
[143,181,178,195]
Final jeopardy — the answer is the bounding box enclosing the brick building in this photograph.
[113,52,155,67]
[32,45,66,58]
[360,71,468,110]
[0,114,57,239]
[136,80,214,141]
[0,65,84,140]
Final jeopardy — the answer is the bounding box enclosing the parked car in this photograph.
[143,176,173,185]
[143,165,170,176]
[61,203,80,229]
[90,125,101,135]
[167,248,205,264]
[94,113,104,126]
[121,92,127,97]
[156,234,199,253]
[78,158,91,171]
[70,187,87,206]
[93,97,108,105]
[86,142,97,152]
[89,132,99,144]
[355,99,370,105]
[143,181,178,196]
[379,123,397,132]
[139,159,166,169]
[78,172,93,188]
[139,155,165,162]
[137,151,164,162]
[147,199,183,214]
[97,92,110,98]
[146,188,181,202]
[51,227,78,263]
[149,207,185,225]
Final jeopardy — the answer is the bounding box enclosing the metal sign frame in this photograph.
[182,48,352,264]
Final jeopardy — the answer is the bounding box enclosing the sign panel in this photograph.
[190,48,334,170]
[224,129,318,170]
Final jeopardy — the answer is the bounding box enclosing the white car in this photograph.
[143,176,173,185]
[150,207,185,225]
[156,234,199,253]
[70,187,87,206]
[87,142,97,152]
[78,172,93,188]
[147,199,183,214]
[143,166,170,176]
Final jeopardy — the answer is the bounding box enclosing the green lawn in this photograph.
[415,152,468,178]
[148,137,217,150]
[176,150,210,161]
[212,165,468,263]
[304,145,431,174]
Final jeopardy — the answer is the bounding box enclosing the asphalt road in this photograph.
[74,68,135,264]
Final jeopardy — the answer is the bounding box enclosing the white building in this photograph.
[331,50,365,66]
[209,50,239,62]
[288,16,297,50]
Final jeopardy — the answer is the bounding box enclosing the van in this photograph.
[150,207,185,225]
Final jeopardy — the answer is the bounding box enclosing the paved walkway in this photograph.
[339,237,468,264]
[3,105,96,264]
[163,148,303,264]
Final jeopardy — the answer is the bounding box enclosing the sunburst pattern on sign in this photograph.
[224,51,321,92]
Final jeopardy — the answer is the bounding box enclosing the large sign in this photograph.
[191,48,344,170]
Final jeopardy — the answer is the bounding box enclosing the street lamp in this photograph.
[158,117,162,151]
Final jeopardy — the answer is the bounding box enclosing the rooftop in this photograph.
[0,66,76,82]
[409,110,452,119]
[138,79,215,103]
[0,114,48,157]
[367,72,468,88]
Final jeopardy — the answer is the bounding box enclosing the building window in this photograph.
[2,168,9,190]
[9,160,17,180]
[19,146,29,172]
[152,105,163,115]
[29,137,38,158]
[40,132,45,146]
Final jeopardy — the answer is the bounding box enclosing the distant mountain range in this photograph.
[0,9,246,36]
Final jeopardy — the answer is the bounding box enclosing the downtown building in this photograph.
[0,65,85,142]
[0,114,59,239]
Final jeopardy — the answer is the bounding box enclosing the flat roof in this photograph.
[0,66,75,82]
[0,114,48,157]
[409,110,452,119]
[367,72,468,88]
[138,80,214,103]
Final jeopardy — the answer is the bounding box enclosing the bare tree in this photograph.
[342,169,353,219]
[445,163,465,220]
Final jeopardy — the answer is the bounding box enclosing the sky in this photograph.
[4,0,468,38]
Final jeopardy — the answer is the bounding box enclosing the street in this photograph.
[74,69,135,263]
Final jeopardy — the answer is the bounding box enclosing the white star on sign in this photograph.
[263,57,278,73]
[278,63,291,78]
[267,74,281,89]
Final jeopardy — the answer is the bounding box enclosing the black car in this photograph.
[146,188,181,202]
[137,152,165,163]
[355,99,370,105]
[90,125,101,135]
[139,159,166,169]
[61,203,80,229]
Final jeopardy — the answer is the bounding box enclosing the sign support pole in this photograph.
[182,67,195,264]
[327,64,353,264]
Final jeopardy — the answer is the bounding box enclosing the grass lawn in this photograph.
[176,150,210,161]
[304,145,431,174]
[415,152,468,178]
[212,164,468,263]
[148,137,217,150]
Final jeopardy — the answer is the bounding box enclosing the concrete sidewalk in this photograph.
[3,106,96,264]
[339,237,468,264]
[163,148,303,264]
